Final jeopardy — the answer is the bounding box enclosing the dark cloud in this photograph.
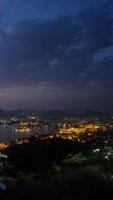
[0,0,113,110]
[0,16,82,87]
[89,58,113,83]
[0,2,113,89]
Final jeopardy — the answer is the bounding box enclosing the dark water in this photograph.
[0,124,56,142]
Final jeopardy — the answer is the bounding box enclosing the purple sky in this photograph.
[0,0,113,111]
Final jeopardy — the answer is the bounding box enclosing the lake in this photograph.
[0,124,56,142]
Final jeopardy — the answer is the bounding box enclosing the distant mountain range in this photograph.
[0,109,9,117]
[77,110,111,117]
[0,109,111,118]
[0,109,39,118]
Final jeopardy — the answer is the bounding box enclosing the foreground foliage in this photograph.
[0,139,113,199]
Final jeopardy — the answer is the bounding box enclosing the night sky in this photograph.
[0,0,113,111]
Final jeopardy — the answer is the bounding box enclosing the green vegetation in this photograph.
[62,153,88,168]
[0,138,113,199]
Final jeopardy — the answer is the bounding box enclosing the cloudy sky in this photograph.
[0,0,113,111]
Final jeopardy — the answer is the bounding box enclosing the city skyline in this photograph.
[0,0,113,111]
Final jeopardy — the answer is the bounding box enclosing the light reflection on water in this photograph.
[0,124,56,142]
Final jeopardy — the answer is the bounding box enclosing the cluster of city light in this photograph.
[15,117,39,133]
[58,123,107,141]
[0,143,9,150]
[15,126,30,133]
[59,123,106,134]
